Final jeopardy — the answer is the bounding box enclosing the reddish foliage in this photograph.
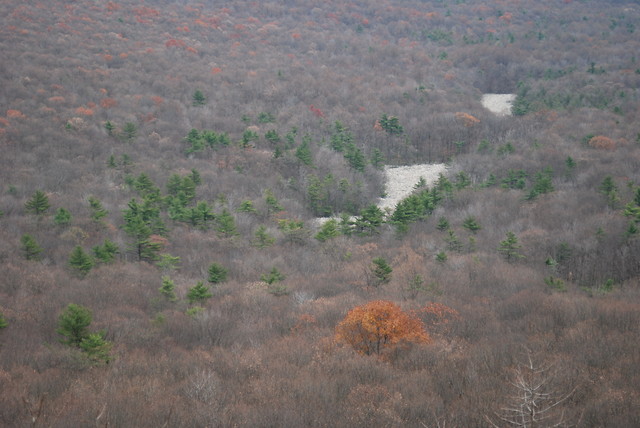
[211,67,222,75]
[589,135,616,151]
[165,39,186,48]
[335,300,430,356]
[291,32,301,39]
[151,96,164,106]
[106,2,119,12]
[309,104,324,118]
[133,6,159,17]
[455,112,480,127]
[75,106,94,116]
[48,96,66,104]
[6,110,26,119]
[100,98,117,108]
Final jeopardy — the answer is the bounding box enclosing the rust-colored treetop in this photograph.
[335,300,430,356]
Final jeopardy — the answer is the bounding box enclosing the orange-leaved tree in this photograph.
[335,300,430,356]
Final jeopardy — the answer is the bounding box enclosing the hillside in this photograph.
[1,0,639,426]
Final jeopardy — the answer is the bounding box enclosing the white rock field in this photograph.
[481,93,516,116]
[314,94,514,224]
[377,163,448,211]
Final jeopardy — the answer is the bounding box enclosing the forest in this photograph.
[0,0,639,426]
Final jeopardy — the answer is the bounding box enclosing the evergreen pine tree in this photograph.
[88,196,108,223]
[371,257,393,287]
[159,276,178,301]
[92,239,119,264]
[0,312,8,329]
[54,207,72,226]
[498,231,525,262]
[68,246,94,278]
[207,263,228,284]
[122,122,137,142]
[192,89,206,106]
[295,137,314,166]
[315,219,340,242]
[79,332,112,364]
[21,234,43,261]
[187,281,212,304]
[215,209,238,237]
[57,303,93,346]
[25,190,50,215]
[252,225,276,248]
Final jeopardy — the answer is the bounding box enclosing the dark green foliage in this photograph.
[92,239,119,264]
[207,263,228,284]
[501,169,528,190]
[79,332,112,364]
[390,187,441,231]
[295,136,314,166]
[156,254,180,271]
[545,276,567,292]
[436,216,450,231]
[498,231,525,262]
[277,218,310,245]
[242,129,259,148]
[237,200,257,213]
[25,190,50,215]
[264,189,283,215]
[159,276,177,301]
[261,267,285,285]
[462,216,481,233]
[370,148,385,169]
[57,303,92,346]
[329,121,353,153]
[187,281,212,304]
[454,171,471,190]
[133,173,160,198]
[265,129,281,144]
[565,156,576,176]
[526,168,554,200]
[252,225,275,248]
[184,201,215,229]
[122,198,164,262]
[436,251,448,263]
[371,257,392,286]
[344,143,366,172]
[68,246,94,278]
[122,122,137,142]
[88,196,108,223]
[190,169,202,186]
[445,229,463,253]
[481,174,496,188]
[378,113,404,135]
[215,209,238,237]
[477,139,493,154]
[0,312,8,329]
[104,120,115,136]
[354,204,385,236]
[21,234,42,261]
[54,207,72,226]
[185,129,204,154]
[600,176,620,209]
[258,112,275,123]
[497,142,515,156]
[306,174,333,217]
[192,89,206,106]
[315,219,340,242]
